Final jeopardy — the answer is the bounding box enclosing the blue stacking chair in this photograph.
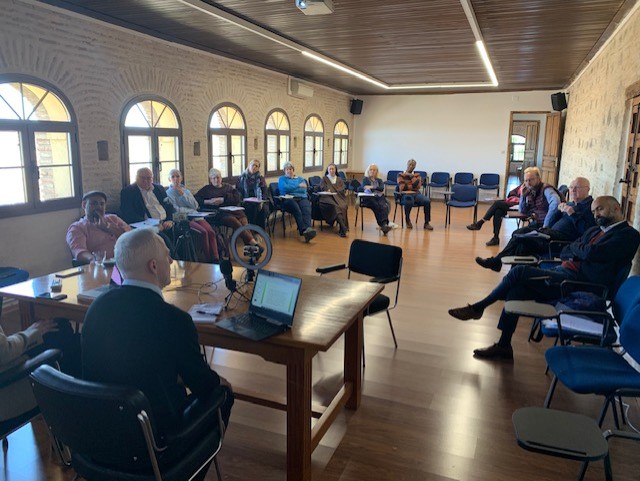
[478,173,500,197]
[453,172,475,185]
[445,184,478,227]
[426,171,450,198]
[415,170,428,194]
[537,274,640,347]
[544,302,640,428]
[384,170,402,196]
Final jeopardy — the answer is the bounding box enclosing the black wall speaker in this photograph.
[551,92,567,111]
[350,99,363,115]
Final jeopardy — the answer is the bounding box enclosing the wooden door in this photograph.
[621,95,640,222]
[541,112,564,186]
[523,122,539,170]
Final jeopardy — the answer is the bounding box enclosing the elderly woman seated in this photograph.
[359,163,393,235]
[166,169,219,263]
[318,163,349,237]
[194,168,263,254]
[277,162,316,242]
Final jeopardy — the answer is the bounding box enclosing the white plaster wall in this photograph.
[352,91,554,194]
[0,0,351,276]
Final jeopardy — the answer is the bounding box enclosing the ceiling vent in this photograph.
[295,0,334,15]
[287,77,314,99]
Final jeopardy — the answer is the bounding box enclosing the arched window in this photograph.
[209,103,247,180]
[333,120,349,168]
[303,114,324,172]
[122,97,182,186]
[0,78,80,217]
[264,109,290,175]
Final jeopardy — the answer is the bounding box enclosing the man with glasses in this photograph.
[476,177,595,272]
[120,167,176,253]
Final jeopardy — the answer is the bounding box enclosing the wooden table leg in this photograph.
[287,347,312,481]
[19,301,35,330]
[344,313,363,410]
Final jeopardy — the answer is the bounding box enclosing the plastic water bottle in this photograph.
[256,186,263,201]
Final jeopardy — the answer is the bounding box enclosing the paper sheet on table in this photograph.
[188,303,224,323]
[130,218,160,229]
[220,206,245,211]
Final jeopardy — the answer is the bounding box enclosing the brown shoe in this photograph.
[448,304,484,321]
[405,218,413,229]
[473,343,514,360]
[423,223,434,231]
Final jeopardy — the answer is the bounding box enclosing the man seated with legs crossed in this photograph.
[448,196,640,360]
[476,177,595,271]
[82,229,233,480]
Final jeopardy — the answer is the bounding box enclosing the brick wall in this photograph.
[0,0,351,274]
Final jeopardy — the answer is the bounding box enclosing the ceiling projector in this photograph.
[295,0,334,15]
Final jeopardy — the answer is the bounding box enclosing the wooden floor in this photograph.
[2,198,639,481]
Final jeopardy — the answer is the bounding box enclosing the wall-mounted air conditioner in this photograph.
[287,77,314,99]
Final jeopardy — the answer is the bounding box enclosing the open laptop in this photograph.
[216,269,302,341]
[77,264,123,303]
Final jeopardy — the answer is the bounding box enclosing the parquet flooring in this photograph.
[1,199,639,481]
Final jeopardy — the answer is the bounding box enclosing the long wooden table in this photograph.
[0,262,382,481]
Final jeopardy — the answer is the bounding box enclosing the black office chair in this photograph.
[316,239,402,365]
[30,364,228,481]
[268,182,292,237]
[0,349,61,451]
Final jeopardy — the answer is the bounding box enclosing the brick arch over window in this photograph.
[264,108,290,176]
[0,76,81,218]
[303,114,324,173]
[209,103,247,181]
[333,120,349,168]
[121,96,183,187]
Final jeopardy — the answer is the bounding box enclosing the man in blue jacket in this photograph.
[449,196,640,361]
[476,177,594,271]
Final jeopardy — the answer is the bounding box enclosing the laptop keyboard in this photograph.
[232,312,279,336]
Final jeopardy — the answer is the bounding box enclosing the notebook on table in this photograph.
[77,265,123,303]
[216,270,302,341]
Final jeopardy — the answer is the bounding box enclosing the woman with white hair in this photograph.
[194,168,262,252]
[166,169,219,262]
[360,163,393,235]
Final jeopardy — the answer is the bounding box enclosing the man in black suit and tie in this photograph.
[120,167,175,231]
[448,196,640,360]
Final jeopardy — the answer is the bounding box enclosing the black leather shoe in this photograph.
[473,343,514,360]
[485,236,500,246]
[475,256,502,272]
[466,222,482,231]
[381,224,392,235]
[448,304,484,321]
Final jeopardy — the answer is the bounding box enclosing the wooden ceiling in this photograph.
[37,0,637,95]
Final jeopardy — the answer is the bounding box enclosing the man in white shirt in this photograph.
[119,167,175,231]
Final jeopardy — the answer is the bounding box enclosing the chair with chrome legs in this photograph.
[316,239,402,366]
[30,364,228,481]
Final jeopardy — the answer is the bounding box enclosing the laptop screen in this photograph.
[251,270,302,326]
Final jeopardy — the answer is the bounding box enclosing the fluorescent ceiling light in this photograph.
[177,0,499,91]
